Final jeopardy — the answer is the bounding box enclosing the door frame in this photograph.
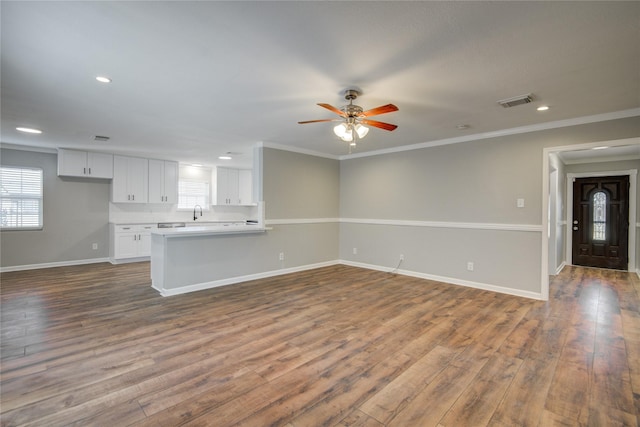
[541,137,639,301]
[566,171,636,270]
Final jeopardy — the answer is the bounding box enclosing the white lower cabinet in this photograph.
[110,224,155,262]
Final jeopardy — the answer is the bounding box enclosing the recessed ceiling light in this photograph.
[456,124,470,130]
[191,163,203,167]
[96,76,112,83]
[537,105,550,111]
[16,127,42,134]
[592,146,609,150]
[218,156,232,160]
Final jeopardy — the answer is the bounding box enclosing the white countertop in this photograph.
[152,224,267,238]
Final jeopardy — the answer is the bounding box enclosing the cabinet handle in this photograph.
[84,167,87,175]
[128,195,131,201]
[88,167,91,175]
[132,194,135,201]
[134,234,137,241]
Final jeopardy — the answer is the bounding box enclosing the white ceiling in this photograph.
[1,1,639,168]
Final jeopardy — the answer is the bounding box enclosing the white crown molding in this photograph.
[340,108,640,161]
[259,142,340,160]
[0,142,58,154]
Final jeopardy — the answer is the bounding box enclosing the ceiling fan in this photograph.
[298,89,398,146]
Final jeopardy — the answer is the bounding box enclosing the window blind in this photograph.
[0,166,44,229]
[178,180,210,209]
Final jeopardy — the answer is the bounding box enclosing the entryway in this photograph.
[572,175,630,270]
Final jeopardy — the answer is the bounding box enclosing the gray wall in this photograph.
[1,148,110,268]
[261,147,340,269]
[263,148,339,219]
[339,116,640,297]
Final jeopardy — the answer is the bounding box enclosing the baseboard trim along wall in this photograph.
[154,258,543,300]
[340,260,544,300]
[1,254,544,300]
[153,260,338,297]
[0,257,111,273]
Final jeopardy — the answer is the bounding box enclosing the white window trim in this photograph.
[0,166,44,231]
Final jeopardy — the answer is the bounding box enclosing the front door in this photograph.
[572,175,630,270]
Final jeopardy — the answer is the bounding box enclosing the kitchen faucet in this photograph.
[193,205,203,221]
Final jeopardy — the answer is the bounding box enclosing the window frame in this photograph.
[0,165,44,231]
[177,165,211,211]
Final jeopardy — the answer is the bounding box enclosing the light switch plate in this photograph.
[517,198,525,208]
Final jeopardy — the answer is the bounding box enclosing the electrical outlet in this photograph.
[279,252,284,261]
[400,254,404,261]
[467,261,474,271]
[353,247,358,255]
[92,243,98,250]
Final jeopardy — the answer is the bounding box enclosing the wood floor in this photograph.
[1,263,639,426]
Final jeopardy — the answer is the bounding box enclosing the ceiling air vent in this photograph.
[94,135,110,142]
[497,93,533,108]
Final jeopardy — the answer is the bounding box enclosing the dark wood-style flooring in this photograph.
[1,262,639,426]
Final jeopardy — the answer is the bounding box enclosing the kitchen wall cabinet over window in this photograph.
[214,167,253,206]
[112,155,148,203]
[57,149,113,179]
[149,159,178,204]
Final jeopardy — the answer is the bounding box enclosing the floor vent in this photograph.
[497,93,533,108]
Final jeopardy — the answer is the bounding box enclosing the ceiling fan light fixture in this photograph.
[333,123,348,138]
[355,124,369,139]
[341,128,354,142]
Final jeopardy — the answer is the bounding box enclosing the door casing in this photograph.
[566,170,636,271]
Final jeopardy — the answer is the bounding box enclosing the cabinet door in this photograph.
[111,156,130,202]
[238,170,252,205]
[148,159,165,203]
[87,152,113,179]
[127,157,148,203]
[58,149,88,177]
[163,161,178,204]
[227,168,239,205]
[137,228,153,256]
[114,232,138,259]
[216,167,230,205]
[112,156,148,203]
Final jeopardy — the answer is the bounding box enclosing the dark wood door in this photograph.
[572,175,630,270]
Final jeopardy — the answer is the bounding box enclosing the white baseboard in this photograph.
[555,262,566,275]
[156,260,339,297]
[0,257,111,273]
[339,260,544,300]
[110,256,150,265]
[2,256,545,301]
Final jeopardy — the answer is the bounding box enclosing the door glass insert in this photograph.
[593,191,606,241]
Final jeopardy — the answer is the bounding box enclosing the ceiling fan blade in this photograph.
[361,119,398,131]
[317,103,346,117]
[361,104,398,117]
[298,119,338,124]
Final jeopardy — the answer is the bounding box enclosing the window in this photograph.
[592,191,606,241]
[178,165,210,210]
[0,166,43,230]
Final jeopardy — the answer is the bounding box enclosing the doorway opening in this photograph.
[541,137,639,301]
[571,175,630,270]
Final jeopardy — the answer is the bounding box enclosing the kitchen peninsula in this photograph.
[150,223,268,296]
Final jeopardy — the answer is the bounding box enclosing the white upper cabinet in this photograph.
[111,155,148,203]
[214,167,253,205]
[148,159,178,204]
[238,169,253,206]
[57,149,113,179]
